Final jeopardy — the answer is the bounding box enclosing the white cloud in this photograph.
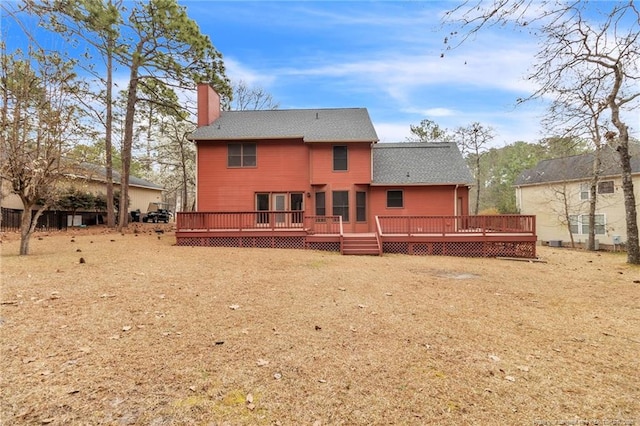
[186,1,584,146]
[224,57,276,89]
[402,107,457,117]
[372,121,413,143]
[274,37,539,105]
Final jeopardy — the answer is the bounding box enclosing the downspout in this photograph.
[308,138,312,214]
[370,142,375,183]
[454,185,459,216]
[454,184,459,232]
[370,141,375,231]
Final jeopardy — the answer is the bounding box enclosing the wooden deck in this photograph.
[175,212,537,258]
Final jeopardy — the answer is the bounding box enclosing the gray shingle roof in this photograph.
[515,145,640,186]
[190,108,379,142]
[372,142,473,185]
[72,163,164,190]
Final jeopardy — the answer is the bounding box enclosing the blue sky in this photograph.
[3,1,636,147]
[182,1,546,146]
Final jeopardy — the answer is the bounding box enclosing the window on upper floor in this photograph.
[597,180,614,194]
[387,190,403,208]
[333,145,348,171]
[580,183,590,200]
[228,143,256,167]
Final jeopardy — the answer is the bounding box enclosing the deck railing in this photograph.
[376,215,536,236]
[177,211,305,231]
[177,211,344,234]
[303,215,343,235]
[177,212,535,236]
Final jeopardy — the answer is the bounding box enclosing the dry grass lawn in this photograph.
[1,226,639,425]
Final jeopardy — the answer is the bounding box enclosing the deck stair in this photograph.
[342,233,380,256]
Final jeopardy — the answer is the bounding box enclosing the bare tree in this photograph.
[445,1,640,263]
[0,46,81,254]
[231,80,280,111]
[544,69,610,251]
[152,80,280,211]
[545,181,580,249]
[456,122,494,214]
[154,117,196,212]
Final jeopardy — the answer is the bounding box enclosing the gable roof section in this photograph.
[189,108,379,143]
[69,163,164,190]
[515,145,640,186]
[372,142,473,185]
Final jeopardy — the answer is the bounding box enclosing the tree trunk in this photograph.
[19,203,46,255]
[587,147,601,251]
[474,155,481,215]
[587,182,596,251]
[181,164,189,212]
[608,69,640,264]
[117,63,140,232]
[560,184,576,249]
[616,139,640,263]
[19,207,33,255]
[106,38,115,228]
[180,138,189,212]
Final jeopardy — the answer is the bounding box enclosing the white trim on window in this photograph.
[579,183,590,200]
[569,214,606,235]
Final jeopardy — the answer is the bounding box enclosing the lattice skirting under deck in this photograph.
[176,236,340,253]
[383,241,536,258]
[176,236,536,258]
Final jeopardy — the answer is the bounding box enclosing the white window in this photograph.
[569,215,579,235]
[579,183,590,200]
[569,214,605,235]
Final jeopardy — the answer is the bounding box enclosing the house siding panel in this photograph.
[197,139,310,211]
[308,143,373,232]
[517,176,639,246]
[310,143,372,185]
[196,138,471,232]
[370,185,462,217]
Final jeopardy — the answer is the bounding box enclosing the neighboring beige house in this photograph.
[514,146,640,247]
[1,164,164,228]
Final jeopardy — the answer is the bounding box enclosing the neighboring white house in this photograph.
[1,164,164,228]
[514,146,640,247]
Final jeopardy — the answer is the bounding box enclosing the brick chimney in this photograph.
[197,83,221,127]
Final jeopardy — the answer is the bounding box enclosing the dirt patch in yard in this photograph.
[1,228,639,425]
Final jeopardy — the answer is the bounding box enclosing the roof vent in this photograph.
[316,112,319,119]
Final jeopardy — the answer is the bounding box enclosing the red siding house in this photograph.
[176,84,536,257]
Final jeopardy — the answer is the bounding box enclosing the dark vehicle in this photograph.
[142,202,171,223]
[130,209,141,222]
